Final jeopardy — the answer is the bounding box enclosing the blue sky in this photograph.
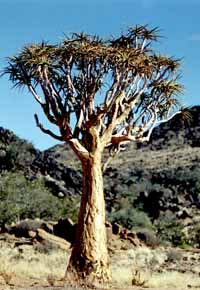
[0,0,200,150]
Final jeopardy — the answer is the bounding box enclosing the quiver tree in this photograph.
[3,26,188,282]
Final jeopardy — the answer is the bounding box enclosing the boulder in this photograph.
[8,219,43,238]
[112,223,122,235]
[177,208,192,219]
[53,218,76,244]
[136,230,158,247]
[8,219,54,238]
[36,228,70,251]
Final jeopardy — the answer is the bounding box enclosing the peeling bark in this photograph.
[66,150,111,283]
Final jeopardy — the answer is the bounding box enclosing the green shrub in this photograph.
[0,138,37,171]
[108,208,153,231]
[58,196,80,223]
[155,212,188,247]
[188,225,200,247]
[0,172,80,226]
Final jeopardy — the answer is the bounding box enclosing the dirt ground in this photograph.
[0,274,199,290]
[0,283,197,290]
[0,282,195,290]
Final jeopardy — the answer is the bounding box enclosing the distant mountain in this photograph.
[0,126,81,197]
[0,127,38,172]
[144,105,200,149]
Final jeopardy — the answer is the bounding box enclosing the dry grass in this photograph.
[0,241,68,281]
[111,247,200,289]
[148,271,200,288]
[112,265,200,289]
[114,267,200,288]
[0,241,200,289]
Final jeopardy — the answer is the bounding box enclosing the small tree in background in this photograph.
[4,25,187,282]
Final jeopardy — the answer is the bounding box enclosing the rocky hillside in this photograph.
[0,127,82,197]
[1,106,200,247]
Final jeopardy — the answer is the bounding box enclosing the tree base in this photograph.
[65,256,112,285]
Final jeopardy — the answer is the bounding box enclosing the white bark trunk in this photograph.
[66,150,111,282]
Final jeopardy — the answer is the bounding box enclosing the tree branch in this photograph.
[48,81,65,113]
[140,110,182,142]
[28,85,44,105]
[34,114,63,141]
[109,134,135,145]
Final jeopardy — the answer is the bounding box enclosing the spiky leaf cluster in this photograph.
[3,26,185,159]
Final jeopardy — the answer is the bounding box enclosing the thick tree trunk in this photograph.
[66,150,111,283]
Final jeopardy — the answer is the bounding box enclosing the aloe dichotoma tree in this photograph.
[4,26,186,282]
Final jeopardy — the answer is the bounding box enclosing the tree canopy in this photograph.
[4,26,186,162]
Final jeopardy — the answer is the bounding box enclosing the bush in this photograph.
[108,207,153,231]
[0,172,80,226]
[155,211,188,247]
[166,248,183,263]
[0,137,37,172]
[188,225,200,247]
